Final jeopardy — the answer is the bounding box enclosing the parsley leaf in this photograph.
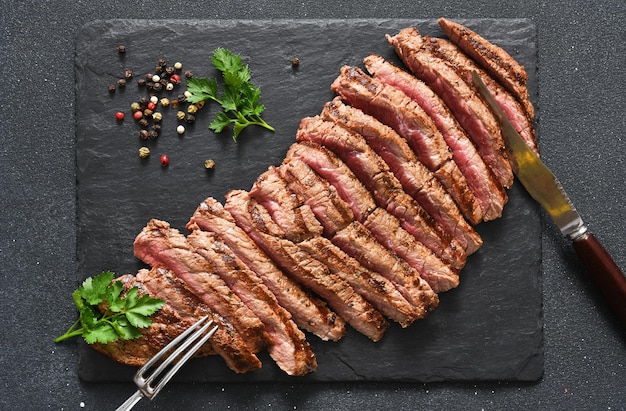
[55,271,165,344]
[186,47,275,142]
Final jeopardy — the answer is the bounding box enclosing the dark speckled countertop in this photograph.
[1,1,624,410]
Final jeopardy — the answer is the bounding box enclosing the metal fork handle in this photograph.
[115,390,144,411]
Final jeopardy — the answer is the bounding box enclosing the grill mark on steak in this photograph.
[329,65,483,226]
[279,156,462,290]
[387,28,514,188]
[428,38,538,154]
[297,116,479,256]
[332,221,439,316]
[251,163,420,327]
[187,230,317,376]
[225,190,387,342]
[319,98,483,253]
[187,197,344,342]
[133,219,269,353]
[362,55,508,222]
[279,158,354,237]
[286,141,466,269]
[135,268,263,373]
[250,166,324,243]
[437,18,535,120]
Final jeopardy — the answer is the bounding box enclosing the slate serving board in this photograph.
[75,18,542,383]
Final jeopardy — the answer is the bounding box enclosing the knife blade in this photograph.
[472,71,626,325]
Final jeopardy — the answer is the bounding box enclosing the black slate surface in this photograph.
[75,19,542,383]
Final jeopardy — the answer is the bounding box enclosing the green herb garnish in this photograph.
[186,47,275,141]
[55,271,165,344]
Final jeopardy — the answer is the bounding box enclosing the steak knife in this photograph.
[472,71,626,325]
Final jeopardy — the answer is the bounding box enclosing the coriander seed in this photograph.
[204,159,216,169]
[138,146,150,158]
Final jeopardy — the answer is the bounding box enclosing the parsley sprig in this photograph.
[55,271,165,344]
[186,47,275,141]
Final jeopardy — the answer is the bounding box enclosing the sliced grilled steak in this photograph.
[279,158,354,237]
[387,28,514,188]
[428,38,538,154]
[437,17,535,120]
[135,267,263,373]
[187,230,317,376]
[286,141,466,269]
[279,155,462,289]
[187,197,345,342]
[251,163,419,326]
[330,65,481,223]
[298,236,419,327]
[362,55,508,221]
[363,208,460,291]
[133,219,269,353]
[319,99,483,254]
[297,116,479,255]
[225,190,387,341]
[332,221,439,316]
[286,142,376,222]
[250,166,323,243]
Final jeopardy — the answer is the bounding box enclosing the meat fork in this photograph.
[115,316,218,411]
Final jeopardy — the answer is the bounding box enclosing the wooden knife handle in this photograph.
[573,232,626,325]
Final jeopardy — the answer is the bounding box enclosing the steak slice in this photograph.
[187,197,344,342]
[330,65,481,223]
[135,267,263,373]
[362,55,508,221]
[250,166,324,243]
[251,164,419,327]
[133,219,269,353]
[363,208,460,292]
[298,236,419,327]
[297,116,479,255]
[286,141,466,269]
[319,99,483,254]
[429,38,538,154]
[387,28,514,188]
[279,158,354,237]
[187,230,317,376]
[437,17,535,120]
[225,190,387,342]
[332,221,439,316]
[279,156,462,290]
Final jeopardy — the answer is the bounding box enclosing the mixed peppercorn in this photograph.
[109,46,209,169]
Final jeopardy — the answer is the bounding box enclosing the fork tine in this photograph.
[135,315,218,398]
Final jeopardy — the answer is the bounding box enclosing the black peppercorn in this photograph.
[145,73,153,81]
[145,82,154,91]
[184,70,193,79]
[185,114,196,124]
[117,45,126,54]
[138,96,149,106]
[151,124,161,134]
[124,68,134,79]
[117,78,126,87]
[177,94,186,103]
[139,129,149,140]
[148,130,159,140]
[108,84,116,93]
[154,65,163,74]
[138,118,150,128]
[158,58,167,67]
[136,78,146,87]
[152,82,163,92]
[165,66,174,76]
